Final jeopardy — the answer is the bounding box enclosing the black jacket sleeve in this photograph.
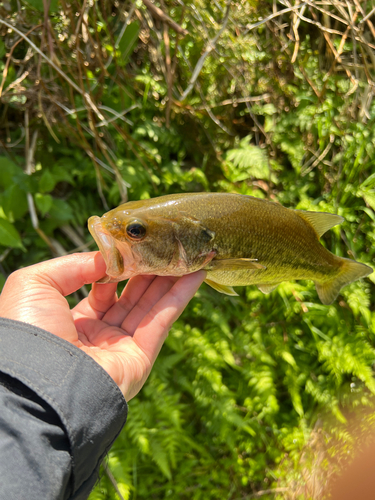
[0,318,128,500]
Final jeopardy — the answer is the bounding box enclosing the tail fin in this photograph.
[315,258,373,305]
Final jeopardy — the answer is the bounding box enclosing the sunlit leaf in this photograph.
[1,184,28,222]
[22,0,59,12]
[48,199,74,221]
[0,157,22,189]
[39,169,57,193]
[118,21,140,65]
[0,219,24,249]
[35,193,53,216]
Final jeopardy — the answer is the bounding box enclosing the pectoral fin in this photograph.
[205,258,265,272]
[257,283,279,294]
[204,278,238,296]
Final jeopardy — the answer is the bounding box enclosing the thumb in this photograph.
[7,252,107,297]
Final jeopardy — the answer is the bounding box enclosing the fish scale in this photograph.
[88,193,373,304]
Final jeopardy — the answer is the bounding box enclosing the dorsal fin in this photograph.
[294,210,344,238]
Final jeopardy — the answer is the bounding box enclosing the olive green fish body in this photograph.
[88,193,372,304]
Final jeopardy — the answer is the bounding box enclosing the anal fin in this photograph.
[257,283,279,294]
[204,279,238,296]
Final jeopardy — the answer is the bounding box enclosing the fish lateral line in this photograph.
[205,258,266,272]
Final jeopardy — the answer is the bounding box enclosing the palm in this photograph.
[0,253,204,401]
[72,275,180,399]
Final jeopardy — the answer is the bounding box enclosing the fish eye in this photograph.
[126,221,147,240]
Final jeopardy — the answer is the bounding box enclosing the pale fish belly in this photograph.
[205,262,336,287]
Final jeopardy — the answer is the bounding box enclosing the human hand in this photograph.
[0,252,205,400]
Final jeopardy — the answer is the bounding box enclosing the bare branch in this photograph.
[195,94,271,109]
[141,0,188,36]
[0,17,105,121]
[358,6,375,27]
[0,23,42,98]
[243,3,308,35]
[178,0,231,101]
[102,462,126,500]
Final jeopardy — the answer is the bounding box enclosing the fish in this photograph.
[88,193,373,305]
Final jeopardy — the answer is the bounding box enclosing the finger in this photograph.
[120,275,179,334]
[101,274,156,326]
[72,282,118,320]
[89,282,118,317]
[14,252,107,296]
[132,271,205,364]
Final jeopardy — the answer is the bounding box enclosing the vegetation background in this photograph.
[1,0,375,498]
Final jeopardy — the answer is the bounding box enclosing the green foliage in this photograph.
[1,0,375,498]
[223,136,272,183]
[0,218,24,249]
[118,22,140,66]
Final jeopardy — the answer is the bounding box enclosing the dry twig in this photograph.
[141,0,188,36]
[179,0,231,101]
[0,17,105,121]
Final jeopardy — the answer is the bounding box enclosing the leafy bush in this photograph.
[1,0,375,498]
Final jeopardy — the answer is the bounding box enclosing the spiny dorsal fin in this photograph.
[294,210,344,238]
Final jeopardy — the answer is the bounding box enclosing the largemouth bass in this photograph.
[88,193,372,304]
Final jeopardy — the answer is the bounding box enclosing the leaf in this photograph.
[0,219,24,249]
[22,0,59,12]
[150,442,172,480]
[51,165,74,185]
[358,188,375,211]
[35,193,53,216]
[0,157,22,189]
[281,351,297,369]
[289,386,304,417]
[359,172,375,190]
[39,169,57,193]
[1,184,29,222]
[223,139,270,182]
[225,136,269,181]
[118,21,140,65]
[0,40,5,59]
[251,103,277,115]
[48,198,74,221]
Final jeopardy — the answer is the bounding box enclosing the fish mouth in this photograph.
[88,216,133,280]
